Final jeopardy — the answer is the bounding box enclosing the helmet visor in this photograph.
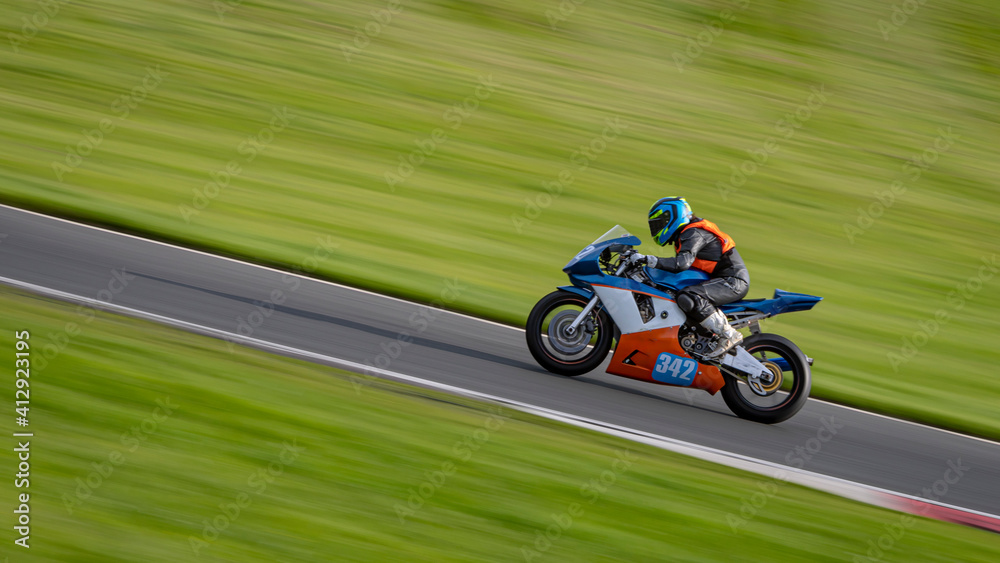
[648,210,671,239]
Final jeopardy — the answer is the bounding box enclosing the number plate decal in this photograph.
[651,352,698,386]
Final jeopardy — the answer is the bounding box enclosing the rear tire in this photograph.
[526,291,614,376]
[720,333,811,424]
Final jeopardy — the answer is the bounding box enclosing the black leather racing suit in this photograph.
[649,226,750,324]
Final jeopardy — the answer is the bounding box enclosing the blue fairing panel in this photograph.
[570,274,676,301]
[645,267,709,291]
[720,289,823,317]
[557,285,593,300]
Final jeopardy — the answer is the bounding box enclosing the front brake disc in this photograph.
[547,311,591,355]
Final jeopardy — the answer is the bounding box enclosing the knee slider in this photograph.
[676,291,696,313]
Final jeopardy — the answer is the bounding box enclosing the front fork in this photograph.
[564,295,600,337]
[565,262,629,336]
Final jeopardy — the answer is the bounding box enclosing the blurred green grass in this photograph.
[0,0,999,437]
[3,288,1000,562]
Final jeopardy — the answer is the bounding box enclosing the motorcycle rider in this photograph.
[626,197,749,358]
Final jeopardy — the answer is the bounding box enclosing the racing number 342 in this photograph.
[653,353,697,385]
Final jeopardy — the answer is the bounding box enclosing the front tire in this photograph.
[720,333,811,424]
[526,291,614,376]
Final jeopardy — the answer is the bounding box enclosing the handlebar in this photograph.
[600,245,643,279]
[616,249,638,273]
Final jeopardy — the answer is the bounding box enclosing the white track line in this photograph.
[2,202,999,448]
[2,274,999,532]
[809,399,1000,446]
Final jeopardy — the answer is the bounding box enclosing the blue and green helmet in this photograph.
[648,197,693,246]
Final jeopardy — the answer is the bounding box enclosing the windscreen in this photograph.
[591,225,632,245]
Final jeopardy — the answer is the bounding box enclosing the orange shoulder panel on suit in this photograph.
[675,219,735,274]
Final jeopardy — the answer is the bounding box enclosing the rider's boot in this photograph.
[700,309,743,358]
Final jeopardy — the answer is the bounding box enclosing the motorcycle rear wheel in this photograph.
[525,291,614,376]
[720,333,811,424]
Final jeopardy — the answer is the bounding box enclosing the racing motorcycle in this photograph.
[525,226,822,423]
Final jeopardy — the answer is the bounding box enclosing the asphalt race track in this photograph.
[2,204,999,519]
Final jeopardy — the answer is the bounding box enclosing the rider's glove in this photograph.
[627,252,657,268]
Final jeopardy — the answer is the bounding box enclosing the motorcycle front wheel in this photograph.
[525,291,615,376]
